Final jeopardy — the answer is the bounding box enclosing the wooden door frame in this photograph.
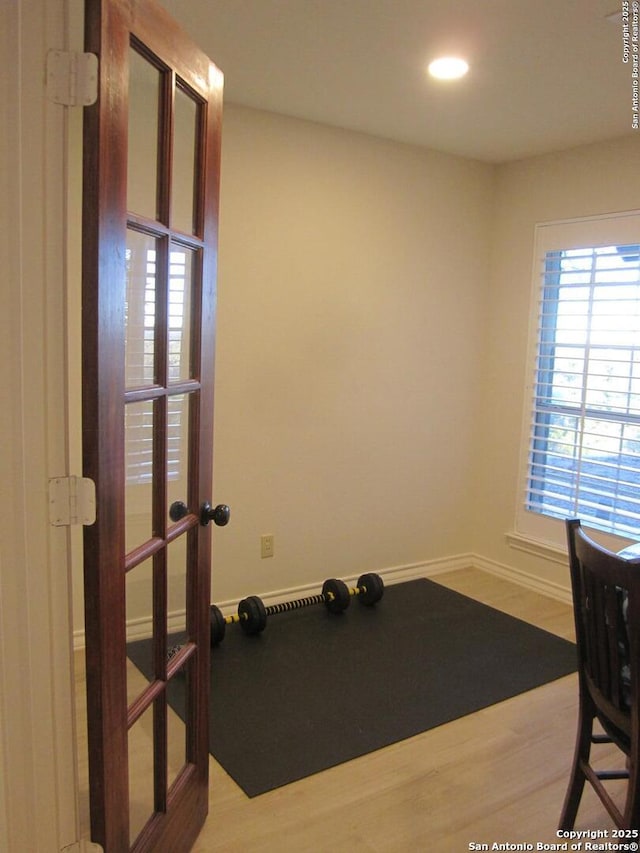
[0,0,82,849]
[82,1,223,849]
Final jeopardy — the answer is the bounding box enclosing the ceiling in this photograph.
[159,0,636,164]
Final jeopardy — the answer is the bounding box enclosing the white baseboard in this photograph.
[72,551,571,650]
[212,554,476,616]
[377,554,476,585]
[378,552,572,605]
[469,553,572,604]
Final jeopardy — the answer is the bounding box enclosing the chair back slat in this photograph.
[568,519,640,737]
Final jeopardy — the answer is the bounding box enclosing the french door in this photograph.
[82,1,224,849]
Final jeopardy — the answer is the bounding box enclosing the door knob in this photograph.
[200,502,231,527]
[169,500,189,522]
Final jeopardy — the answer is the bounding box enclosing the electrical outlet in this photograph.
[261,534,274,559]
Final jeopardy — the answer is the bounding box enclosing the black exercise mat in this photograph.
[127,577,576,797]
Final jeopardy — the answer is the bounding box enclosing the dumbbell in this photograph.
[209,572,384,645]
[351,572,384,607]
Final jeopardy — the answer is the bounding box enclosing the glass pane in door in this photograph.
[125,556,154,705]
[172,85,199,234]
[167,536,188,640]
[167,536,189,790]
[167,666,189,791]
[125,399,155,553]
[127,47,161,220]
[168,246,196,383]
[126,229,158,388]
[128,703,156,847]
[167,393,190,521]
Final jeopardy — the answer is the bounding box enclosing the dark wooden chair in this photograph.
[560,518,640,830]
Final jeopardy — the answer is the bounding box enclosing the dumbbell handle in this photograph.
[249,584,369,618]
[266,593,327,615]
[222,592,331,626]
[267,582,373,614]
[221,584,367,625]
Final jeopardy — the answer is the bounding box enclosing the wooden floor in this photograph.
[75,568,626,852]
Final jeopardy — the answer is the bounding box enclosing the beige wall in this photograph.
[209,105,495,603]
[474,135,640,589]
[69,101,640,629]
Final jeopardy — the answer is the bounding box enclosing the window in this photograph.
[521,212,640,541]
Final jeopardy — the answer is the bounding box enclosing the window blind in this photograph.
[527,242,640,537]
[125,246,188,485]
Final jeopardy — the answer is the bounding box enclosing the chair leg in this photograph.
[624,754,640,829]
[559,708,593,830]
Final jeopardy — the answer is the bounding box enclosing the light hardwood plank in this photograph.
[75,568,625,851]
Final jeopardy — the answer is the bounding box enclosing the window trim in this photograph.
[515,209,640,552]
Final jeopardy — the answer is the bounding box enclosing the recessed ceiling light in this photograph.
[428,57,469,80]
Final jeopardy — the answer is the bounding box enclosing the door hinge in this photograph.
[49,476,96,527]
[60,841,104,853]
[46,50,98,107]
